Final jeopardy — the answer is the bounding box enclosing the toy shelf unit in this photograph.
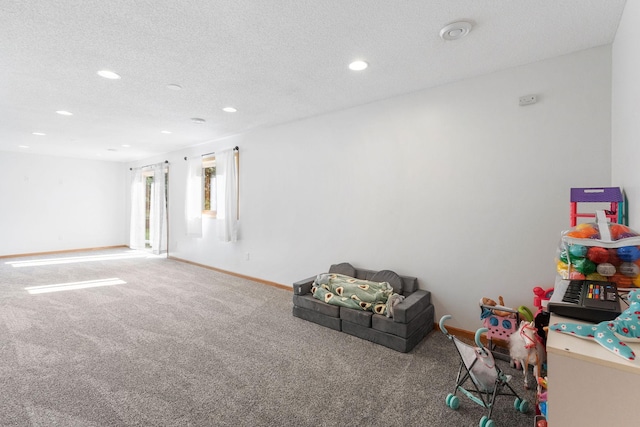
[569,187,625,227]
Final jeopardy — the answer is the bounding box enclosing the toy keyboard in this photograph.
[548,280,621,323]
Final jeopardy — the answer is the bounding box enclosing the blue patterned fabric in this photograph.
[549,289,640,361]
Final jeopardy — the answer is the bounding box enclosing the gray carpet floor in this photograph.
[0,248,536,426]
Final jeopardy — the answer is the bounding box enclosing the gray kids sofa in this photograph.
[292,262,434,353]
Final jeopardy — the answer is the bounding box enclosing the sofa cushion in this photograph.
[293,276,316,295]
[292,294,340,318]
[293,306,341,331]
[329,262,356,277]
[400,276,419,294]
[342,319,432,353]
[372,304,434,338]
[340,307,372,327]
[392,290,431,324]
[370,270,403,294]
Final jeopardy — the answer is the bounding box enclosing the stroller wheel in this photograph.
[446,394,459,409]
[518,399,529,413]
[479,416,495,427]
[514,397,522,410]
[514,397,529,412]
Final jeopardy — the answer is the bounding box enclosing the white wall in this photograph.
[612,1,640,229]
[0,152,127,256]
[145,46,612,330]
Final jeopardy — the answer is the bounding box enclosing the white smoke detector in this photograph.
[440,21,472,41]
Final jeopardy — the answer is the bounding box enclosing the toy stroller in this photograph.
[439,315,530,427]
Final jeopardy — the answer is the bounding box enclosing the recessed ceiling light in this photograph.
[439,21,472,41]
[222,107,237,113]
[56,110,73,116]
[167,84,182,91]
[191,117,206,124]
[97,70,121,79]
[122,144,131,148]
[18,145,29,149]
[348,60,368,71]
[161,130,172,134]
[32,132,46,136]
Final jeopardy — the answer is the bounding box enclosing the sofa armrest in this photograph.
[393,289,432,324]
[293,276,317,295]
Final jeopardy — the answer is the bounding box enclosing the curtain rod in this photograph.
[183,146,239,161]
[129,160,168,171]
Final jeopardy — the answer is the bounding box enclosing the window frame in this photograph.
[202,156,217,218]
[201,151,239,219]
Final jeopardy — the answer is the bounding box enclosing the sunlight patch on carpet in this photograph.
[25,278,126,294]
[7,250,164,268]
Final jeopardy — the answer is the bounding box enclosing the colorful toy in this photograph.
[479,297,535,365]
[536,376,548,427]
[518,306,533,322]
[440,315,530,427]
[587,246,609,264]
[509,320,546,389]
[556,211,640,288]
[569,187,624,227]
[479,296,514,318]
[532,287,553,315]
[537,377,547,405]
[597,263,616,276]
[550,289,640,361]
[480,297,519,357]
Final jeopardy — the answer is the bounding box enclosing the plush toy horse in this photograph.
[509,320,546,389]
[549,288,640,361]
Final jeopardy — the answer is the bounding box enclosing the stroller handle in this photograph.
[440,316,489,351]
[439,315,453,336]
[475,327,488,349]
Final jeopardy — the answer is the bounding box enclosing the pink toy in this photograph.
[483,313,518,342]
[480,297,518,343]
[532,286,553,315]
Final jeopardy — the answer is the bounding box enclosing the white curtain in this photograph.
[216,148,238,242]
[129,169,146,249]
[149,163,167,254]
[185,157,203,236]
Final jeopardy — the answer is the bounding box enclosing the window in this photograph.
[144,173,153,245]
[202,151,239,218]
[144,168,169,247]
[202,156,217,217]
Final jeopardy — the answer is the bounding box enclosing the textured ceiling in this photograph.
[0,0,627,162]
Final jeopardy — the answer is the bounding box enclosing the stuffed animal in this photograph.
[549,288,640,361]
[386,293,405,318]
[480,296,514,318]
[509,320,546,389]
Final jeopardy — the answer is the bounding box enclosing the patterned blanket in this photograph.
[311,273,403,317]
